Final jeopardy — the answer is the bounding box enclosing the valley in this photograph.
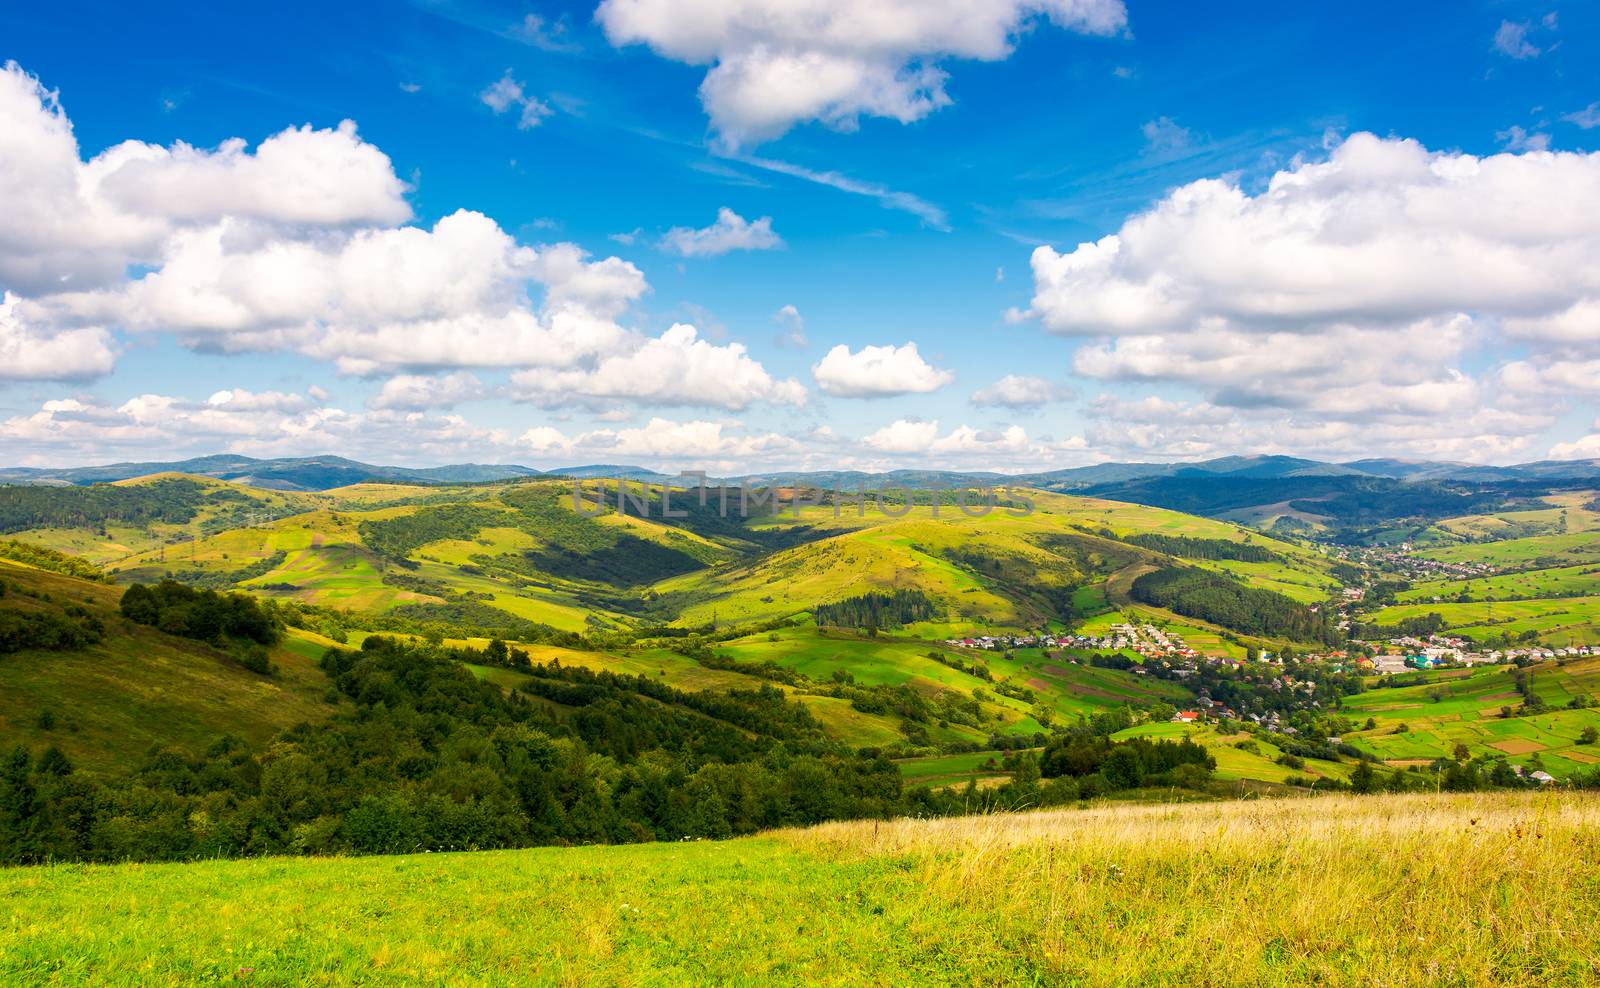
[5,467,1600,800]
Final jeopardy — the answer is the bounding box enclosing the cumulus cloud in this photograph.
[597,0,1127,144]
[1081,394,1549,465]
[970,374,1073,407]
[862,418,1037,462]
[660,207,783,256]
[573,416,800,461]
[812,341,954,397]
[480,71,554,129]
[25,209,646,375]
[0,59,807,416]
[0,388,499,465]
[1022,133,1600,338]
[1549,424,1600,461]
[0,291,115,380]
[511,323,807,410]
[367,372,487,410]
[0,61,410,299]
[1016,131,1600,457]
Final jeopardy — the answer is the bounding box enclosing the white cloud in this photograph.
[511,323,807,410]
[812,341,954,397]
[480,71,553,129]
[0,291,115,380]
[0,389,502,466]
[0,61,409,299]
[861,417,938,453]
[1082,394,1549,465]
[861,418,1037,463]
[1493,20,1541,59]
[1016,131,1600,457]
[367,372,487,410]
[1023,133,1600,338]
[27,209,645,374]
[660,207,783,256]
[569,417,802,464]
[0,61,801,414]
[1549,424,1600,461]
[773,303,807,347]
[1141,116,1192,154]
[1072,316,1484,419]
[970,374,1073,407]
[597,0,1127,145]
[1565,103,1600,130]
[515,13,581,53]
[732,153,948,228]
[1497,125,1550,152]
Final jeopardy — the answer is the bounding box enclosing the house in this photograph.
[1530,770,1556,785]
[1172,711,1202,723]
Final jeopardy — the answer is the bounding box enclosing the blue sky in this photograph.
[2,0,1599,470]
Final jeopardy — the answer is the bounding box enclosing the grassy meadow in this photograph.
[3,793,1595,986]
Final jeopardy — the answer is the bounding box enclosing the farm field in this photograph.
[1396,563,1600,604]
[1366,595,1600,645]
[3,793,1595,986]
[1414,530,1600,569]
[1340,659,1600,774]
[894,749,1021,789]
[1432,494,1600,541]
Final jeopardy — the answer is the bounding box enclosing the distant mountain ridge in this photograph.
[1,452,1597,492]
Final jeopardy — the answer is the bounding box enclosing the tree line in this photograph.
[1122,533,1280,563]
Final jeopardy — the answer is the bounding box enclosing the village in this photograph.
[943,622,1203,661]
[1331,543,1499,582]
[943,620,1599,680]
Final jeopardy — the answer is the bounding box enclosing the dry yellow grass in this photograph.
[784,793,1600,986]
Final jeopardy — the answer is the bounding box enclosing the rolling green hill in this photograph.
[27,470,1600,816]
[0,558,337,772]
[12,475,1347,653]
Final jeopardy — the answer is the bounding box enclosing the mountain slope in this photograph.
[0,559,337,772]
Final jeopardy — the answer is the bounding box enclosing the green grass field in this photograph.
[3,793,1595,986]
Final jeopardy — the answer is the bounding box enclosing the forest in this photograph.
[119,580,281,648]
[1122,533,1279,562]
[1130,567,1341,644]
[813,589,938,631]
[0,478,210,534]
[0,635,903,863]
